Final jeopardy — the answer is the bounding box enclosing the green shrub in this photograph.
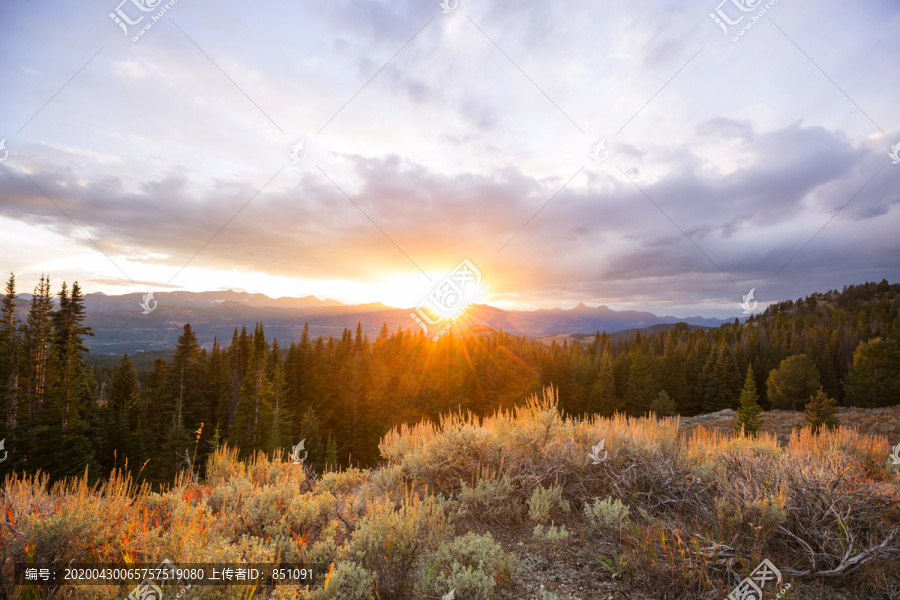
[527,484,570,523]
[415,532,515,600]
[456,474,523,526]
[532,522,570,549]
[584,496,630,529]
[343,494,451,599]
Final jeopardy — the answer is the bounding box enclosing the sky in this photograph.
[0,0,898,319]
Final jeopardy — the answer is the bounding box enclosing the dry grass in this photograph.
[2,388,899,599]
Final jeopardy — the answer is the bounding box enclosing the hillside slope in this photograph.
[3,391,898,600]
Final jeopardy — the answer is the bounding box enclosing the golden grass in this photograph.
[2,388,898,599]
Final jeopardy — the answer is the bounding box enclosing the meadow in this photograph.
[2,388,898,600]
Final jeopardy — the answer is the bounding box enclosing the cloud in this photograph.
[2,116,897,316]
[1,0,898,317]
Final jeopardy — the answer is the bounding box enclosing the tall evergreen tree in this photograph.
[588,352,618,416]
[156,324,203,480]
[735,364,764,436]
[35,281,97,478]
[0,274,20,442]
[623,346,654,415]
[22,275,53,425]
[234,324,273,454]
[102,354,147,474]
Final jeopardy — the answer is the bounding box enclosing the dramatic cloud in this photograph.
[0,0,898,318]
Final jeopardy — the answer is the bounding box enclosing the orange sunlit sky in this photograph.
[1,0,899,319]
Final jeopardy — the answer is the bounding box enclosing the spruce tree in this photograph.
[324,432,338,472]
[766,354,821,410]
[105,354,147,473]
[36,281,97,478]
[843,338,900,407]
[268,339,291,454]
[0,274,20,444]
[735,364,764,437]
[233,324,273,454]
[588,352,618,416]
[142,357,168,444]
[22,275,53,424]
[650,390,677,417]
[157,325,202,480]
[623,346,654,415]
[165,324,203,432]
[803,387,839,433]
[296,408,325,470]
[207,337,232,437]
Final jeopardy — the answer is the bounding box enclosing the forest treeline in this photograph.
[0,274,898,485]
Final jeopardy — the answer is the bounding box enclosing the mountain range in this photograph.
[14,291,733,354]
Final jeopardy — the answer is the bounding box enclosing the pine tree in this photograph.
[104,354,147,473]
[233,324,273,454]
[35,281,97,478]
[165,324,203,432]
[588,352,618,416]
[843,338,900,407]
[296,408,325,470]
[157,324,202,480]
[623,346,654,415]
[324,432,338,472]
[268,339,291,454]
[207,337,232,437]
[803,387,839,433]
[735,364,764,437]
[142,357,168,444]
[650,390,677,417]
[22,275,53,424]
[767,354,821,410]
[0,274,20,442]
